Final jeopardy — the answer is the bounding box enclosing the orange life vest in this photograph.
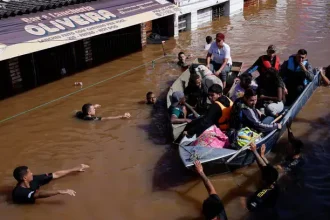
[261,55,280,73]
[215,97,233,131]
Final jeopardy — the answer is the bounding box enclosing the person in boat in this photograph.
[12,164,89,204]
[76,103,131,121]
[169,91,192,124]
[204,36,213,51]
[320,65,330,86]
[242,143,280,214]
[194,160,228,220]
[146,91,157,105]
[257,68,284,117]
[228,73,258,102]
[280,49,314,105]
[184,84,232,137]
[184,74,207,114]
[276,121,304,174]
[206,33,232,88]
[243,45,282,83]
[229,88,281,133]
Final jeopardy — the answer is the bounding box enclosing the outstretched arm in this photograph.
[52,164,89,179]
[250,142,267,168]
[34,189,76,199]
[320,68,330,86]
[101,113,131,120]
[194,160,217,195]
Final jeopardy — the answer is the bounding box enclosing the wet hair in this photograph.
[202,196,224,219]
[261,164,279,185]
[13,166,28,182]
[76,103,93,119]
[291,139,304,154]
[244,88,257,98]
[239,73,252,86]
[178,52,185,59]
[208,84,223,94]
[297,49,307,55]
[146,91,154,99]
[206,36,212,44]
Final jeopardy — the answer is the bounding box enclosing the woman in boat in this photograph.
[76,103,131,121]
[229,88,281,133]
[184,84,232,137]
[257,68,284,117]
[184,74,207,115]
[169,91,192,124]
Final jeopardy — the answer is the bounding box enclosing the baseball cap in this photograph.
[216,33,225,41]
[171,91,185,106]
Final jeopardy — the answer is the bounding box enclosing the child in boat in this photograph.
[194,160,228,220]
[76,103,131,121]
[169,91,191,124]
[228,73,257,102]
[204,36,213,51]
[146,91,157,105]
[241,143,280,216]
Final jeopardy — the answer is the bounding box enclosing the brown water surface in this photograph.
[1,0,330,219]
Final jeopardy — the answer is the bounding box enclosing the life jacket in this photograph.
[261,55,280,73]
[287,55,309,85]
[215,96,233,131]
[287,56,307,72]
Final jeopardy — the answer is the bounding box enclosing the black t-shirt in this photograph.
[76,111,102,121]
[12,173,53,204]
[202,194,228,220]
[247,184,279,212]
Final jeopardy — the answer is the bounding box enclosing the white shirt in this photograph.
[208,42,232,65]
[204,43,211,51]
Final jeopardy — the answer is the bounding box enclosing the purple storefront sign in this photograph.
[0,0,178,61]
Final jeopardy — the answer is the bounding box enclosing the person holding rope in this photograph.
[194,160,228,220]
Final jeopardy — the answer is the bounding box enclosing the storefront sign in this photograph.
[0,0,179,61]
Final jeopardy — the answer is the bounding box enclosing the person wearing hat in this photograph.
[169,91,192,124]
[206,33,233,89]
[243,45,282,85]
[194,160,228,220]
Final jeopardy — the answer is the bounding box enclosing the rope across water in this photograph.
[0,55,169,124]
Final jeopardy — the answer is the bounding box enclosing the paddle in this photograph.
[271,109,288,124]
[185,102,201,118]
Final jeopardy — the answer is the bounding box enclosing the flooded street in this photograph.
[1,0,330,219]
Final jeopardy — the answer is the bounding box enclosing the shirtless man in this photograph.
[76,104,131,121]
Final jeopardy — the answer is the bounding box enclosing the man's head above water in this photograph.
[146,91,156,104]
[82,103,95,116]
[13,166,33,183]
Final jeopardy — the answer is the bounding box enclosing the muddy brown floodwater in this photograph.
[1,0,330,219]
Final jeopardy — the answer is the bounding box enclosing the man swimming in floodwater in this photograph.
[76,103,131,121]
[194,160,228,220]
[146,91,157,104]
[12,164,89,204]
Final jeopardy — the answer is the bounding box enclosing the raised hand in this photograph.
[59,189,76,196]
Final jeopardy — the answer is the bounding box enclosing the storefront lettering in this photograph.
[24,10,117,36]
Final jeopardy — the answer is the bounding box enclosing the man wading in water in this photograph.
[12,164,89,204]
[194,160,228,220]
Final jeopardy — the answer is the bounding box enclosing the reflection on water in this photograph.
[0,0,330,219]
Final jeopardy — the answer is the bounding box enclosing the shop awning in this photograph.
[0,0,179,61]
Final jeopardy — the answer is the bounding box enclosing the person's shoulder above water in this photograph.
[76,111,101,121]
[203,194,228,220]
